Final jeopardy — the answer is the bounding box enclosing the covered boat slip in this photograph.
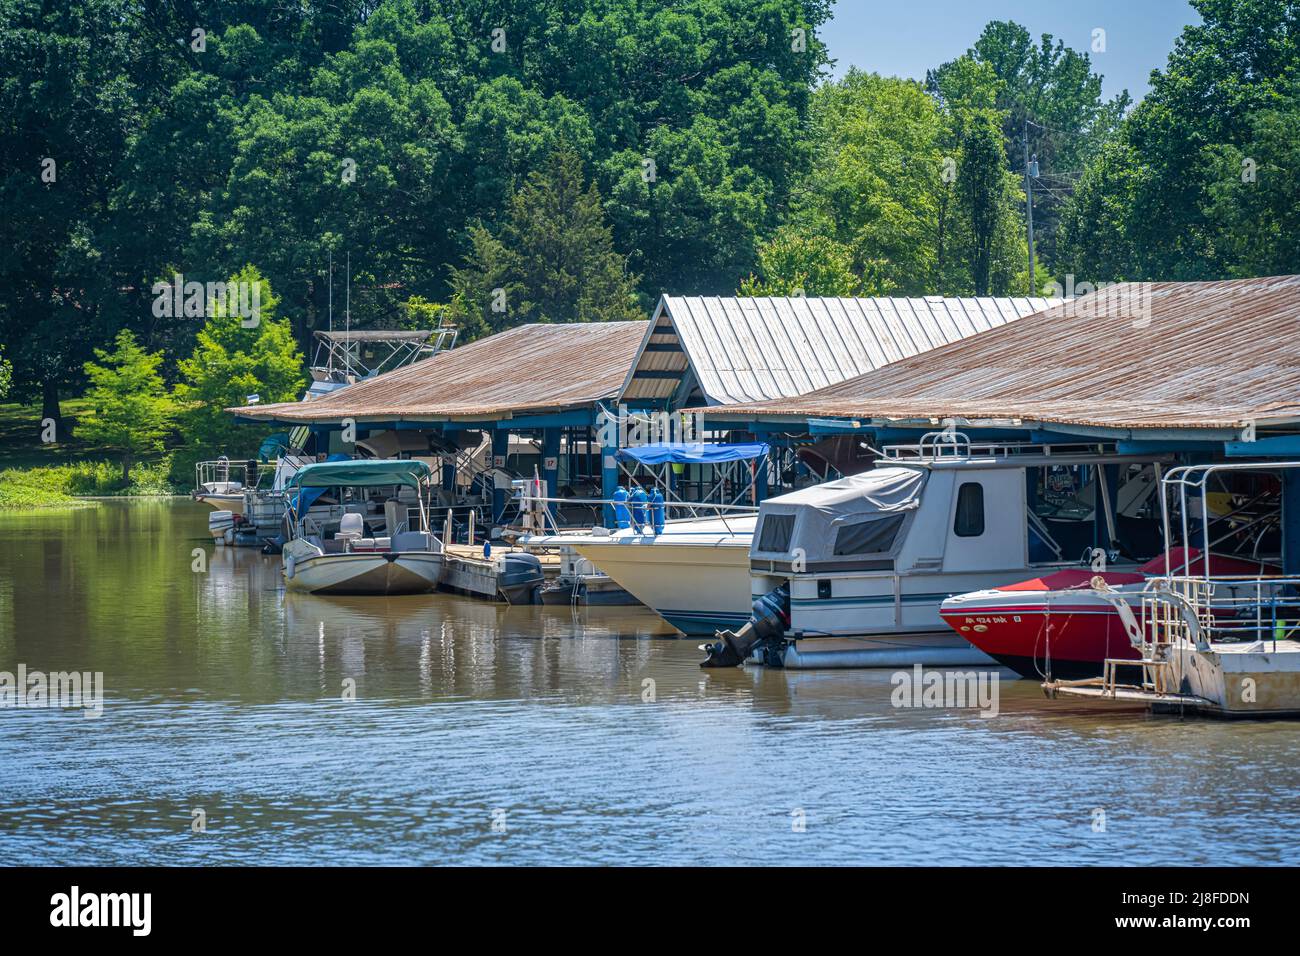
[1036,460,1300,717]
[229,295,1065,538]
[282,459,444,595]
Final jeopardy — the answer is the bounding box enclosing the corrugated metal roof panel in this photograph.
[623,295,1058,406]
[693,276,1300,430]
[229,321,648,423]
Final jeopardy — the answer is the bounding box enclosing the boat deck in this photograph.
[440,545,562,603]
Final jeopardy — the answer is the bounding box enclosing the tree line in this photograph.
[1,0,1296,460]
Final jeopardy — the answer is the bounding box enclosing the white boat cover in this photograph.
[753,467,927,560]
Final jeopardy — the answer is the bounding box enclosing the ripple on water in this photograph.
[1,501,1298,865]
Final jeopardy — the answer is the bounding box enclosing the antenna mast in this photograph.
[345,250,352,379]
[327,250,334,375]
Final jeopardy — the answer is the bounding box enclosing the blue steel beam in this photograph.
[1225,435,1300,457]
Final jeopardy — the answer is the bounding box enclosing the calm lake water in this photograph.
[0,499,1297,865]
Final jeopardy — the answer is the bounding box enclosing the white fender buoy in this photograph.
[285,554,296,579]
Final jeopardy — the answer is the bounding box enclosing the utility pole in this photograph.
[1024,119,1037,295]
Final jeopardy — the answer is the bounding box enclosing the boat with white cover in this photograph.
[702,435,1171,669]
[281,459,445,595]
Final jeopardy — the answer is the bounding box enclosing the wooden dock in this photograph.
[440,544,562,603]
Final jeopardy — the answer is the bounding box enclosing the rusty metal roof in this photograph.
[621,295,1060,405]
[696,277,1300,432]
[230,321,648,423]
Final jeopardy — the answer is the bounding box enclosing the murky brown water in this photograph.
[0,499,1297,864]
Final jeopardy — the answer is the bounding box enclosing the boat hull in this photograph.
[940,591,1140,681]
[782,631,996,669]
[283,552,444,595]
[571,538,751,634]
[538,578,640,606]
[196,492,246,515]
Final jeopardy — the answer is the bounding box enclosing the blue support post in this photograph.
[542,427,561,504]
[491,427,510,524]
[755,453,769,503]
[599,415,619,527]
[1284,470,1300,576]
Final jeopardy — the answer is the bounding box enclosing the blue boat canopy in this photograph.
[286,458,433,491]
[616,442,770,465]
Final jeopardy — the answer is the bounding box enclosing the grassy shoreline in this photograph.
[1,399,178,509]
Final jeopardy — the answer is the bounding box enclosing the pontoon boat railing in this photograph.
[1159,461,1294,579]
[882,432,1124,464]
[195,457,274,491]
[1142,574,1300,651]
[513,493,758,536]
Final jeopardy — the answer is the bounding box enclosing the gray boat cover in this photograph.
[753,467,927,560]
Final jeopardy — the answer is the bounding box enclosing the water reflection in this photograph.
[0,500,1297,865]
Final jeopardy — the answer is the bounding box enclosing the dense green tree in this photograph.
[173,267,304,466]
[791,66,1026,296]
[959,114,1008,296]
[1,0,833,412]
[80,330,174,481]
[738,230,860,296]
[1058,0,1300,283]
[448,150,645,338]
[792,71,947,294]
[929,21,1129,268]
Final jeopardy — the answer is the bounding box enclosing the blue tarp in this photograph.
[287,453,351,513]
[616,442,769,465]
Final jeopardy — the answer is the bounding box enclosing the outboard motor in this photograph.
[700,585,790,668]
[498,551,545,605]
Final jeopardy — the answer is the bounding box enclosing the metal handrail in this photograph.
[1141,573,1300,653]
[1159,461,1299,581]
[513,493,759,536]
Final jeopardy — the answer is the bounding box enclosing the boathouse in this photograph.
[228,294,1061,525]
[230,321,648,525]
[695,275,1300,569]
[617,294,1058,486]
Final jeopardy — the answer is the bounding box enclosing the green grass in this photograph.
[0,474,91,510]
[0,399,178,506]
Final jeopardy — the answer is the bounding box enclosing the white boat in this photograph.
[281,459,445,595]
[194,457,256,514]
[703,435,1171,669]
[522,513,757,633]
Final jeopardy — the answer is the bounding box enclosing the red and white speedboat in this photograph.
[939,548,1280,680]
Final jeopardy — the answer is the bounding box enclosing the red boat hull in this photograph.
[940,549,1281,680]
[939,599,1139,681]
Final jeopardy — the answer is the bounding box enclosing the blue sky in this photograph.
[821,0,1199,102]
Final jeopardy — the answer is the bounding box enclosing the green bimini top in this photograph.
[286,458,433,490]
